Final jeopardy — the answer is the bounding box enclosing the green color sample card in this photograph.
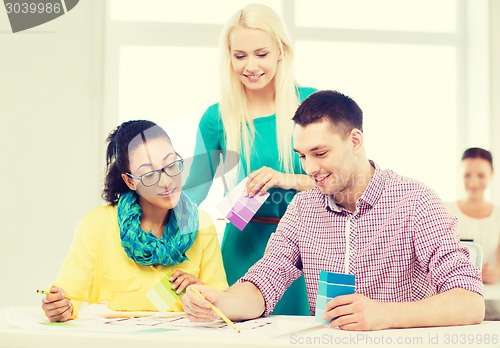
[146,271,185,312]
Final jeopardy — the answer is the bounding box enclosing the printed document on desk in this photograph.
[4,304,323,338]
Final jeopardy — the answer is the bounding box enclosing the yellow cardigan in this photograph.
[52,205,228,316]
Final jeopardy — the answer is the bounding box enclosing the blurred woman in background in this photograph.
[445,147,500,319]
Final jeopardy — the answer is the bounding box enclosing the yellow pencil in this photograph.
[190,287,240,333]
[36,289,100,304]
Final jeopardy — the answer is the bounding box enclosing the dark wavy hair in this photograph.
[102,120,171,205]
[462,147,493,169]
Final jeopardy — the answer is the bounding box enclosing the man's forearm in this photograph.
[216,282,266,321]
[385,288,484,328]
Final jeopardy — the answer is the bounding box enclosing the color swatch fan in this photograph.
[217,178,269,231]
[315,271,355,324]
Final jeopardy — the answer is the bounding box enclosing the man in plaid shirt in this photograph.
[182,90,484,331]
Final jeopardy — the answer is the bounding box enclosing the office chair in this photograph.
[460,241,484,271]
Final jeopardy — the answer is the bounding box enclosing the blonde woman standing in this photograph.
[184,4,315,315]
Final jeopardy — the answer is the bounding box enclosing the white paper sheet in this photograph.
[5,304,323,338]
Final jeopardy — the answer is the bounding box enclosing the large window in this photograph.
[295,42,457,199]
[104,0,491,219]
[295,0,456,32]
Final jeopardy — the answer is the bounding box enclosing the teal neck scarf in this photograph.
[117,191,199,266]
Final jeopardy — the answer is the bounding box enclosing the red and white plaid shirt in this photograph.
[240,162,483,316]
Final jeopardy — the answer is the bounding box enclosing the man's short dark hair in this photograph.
[292,90,363,138]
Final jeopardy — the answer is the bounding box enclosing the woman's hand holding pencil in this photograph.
[39,286,73,322]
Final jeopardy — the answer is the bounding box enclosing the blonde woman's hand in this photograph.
[41,286,73,322]
[246,166,286,197]
[170,270,203,294]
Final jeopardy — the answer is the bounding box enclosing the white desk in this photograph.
[1,307,500,348]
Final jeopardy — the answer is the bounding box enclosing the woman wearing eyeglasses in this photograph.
[41,120,227,322]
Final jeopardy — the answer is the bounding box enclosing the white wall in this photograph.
[491,0,500,206]
[0,1,104,306]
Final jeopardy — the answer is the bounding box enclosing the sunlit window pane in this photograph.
[119,45,226,223]
[110,0,283,24]
[295,0,456,32]
[119,46,219,157]
[295,41,458,200]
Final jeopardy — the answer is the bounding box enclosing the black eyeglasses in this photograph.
[126,157,184,187]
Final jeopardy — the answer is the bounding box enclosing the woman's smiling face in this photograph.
[124,136,182,211]
[229,26,281,93]
[462,157,493,199]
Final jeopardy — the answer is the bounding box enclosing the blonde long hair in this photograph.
[219,3,299,178]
